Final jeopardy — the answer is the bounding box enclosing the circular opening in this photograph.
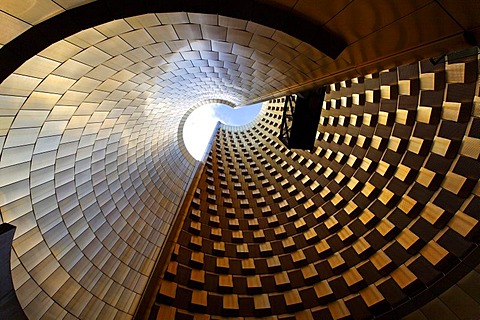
[183,102,263,160]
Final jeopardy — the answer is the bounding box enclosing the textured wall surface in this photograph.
[154,51,480,319]
[0,1,479,319]
[0,12,340,320]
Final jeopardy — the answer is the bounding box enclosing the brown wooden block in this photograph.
[156,305,176,319]
[391,265,422,295]
[253,294,271,317]
[222,294,239,316]
[370,250,395,275]
[189,269,205,289]
[274,271,291,290]
[158,281,177,304]
[165,261,178,281]
[284,289,303,313]
[190,290,208,312]
[342,267,365,292]
[246,275,262,294]
[327,299,351,320]
[218,274,234,293]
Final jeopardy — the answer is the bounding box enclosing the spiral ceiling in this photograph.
[154,57,480,319]
[0,1,479,319]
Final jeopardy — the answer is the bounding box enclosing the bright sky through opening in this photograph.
[183,102,263,160]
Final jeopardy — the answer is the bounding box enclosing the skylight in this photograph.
[183,102,263,160]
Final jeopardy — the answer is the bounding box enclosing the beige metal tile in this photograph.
[11,110,50,129]
[174,24,202,40]
[246,21,275,38]
[219,16,247,29]
[0,162,30,188]
[146,25,178,43]
[85,65,116,81]
[69,77,100,93]
[189,39,212,51]
[201,25,227,41]
[0,74,41,96]
[39,40,83,62]
[249,34,277,53]
[0,95,27,115]
[73,46,111,67]
[272,30,302,48]
[188,13,217,25]
[0,145,34,168]
[4,127,41,148]
[270,43,300,62]
[36,75,76,94]
[232,44,254,58]
[0,0,63,25]
[227,28,252,46]
[39,120,68,137]
[52,59,93,79]
[96,36,133,57]
[66,28,106,48]
[166,40,191,53]
[15,56,60,78]
[0,116,14,136]
[95,19,133,38]
[22,92,61,110]
[156,12,189,25]
[0,11,31,45]
[57,91,89,106]
[125,14,160,29]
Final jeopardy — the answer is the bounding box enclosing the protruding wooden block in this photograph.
[284,289,303,312]
[246,275,262,294]
[218,274,234,293]
[216,257,229,273]
[190,251,204,268]
[448,210,479,239]
[315,239,332,258]
[301,264,319,284]
[291,250,307,267]
[313,280,334,304]
[267,256,281,272]
[359,285,388,313]
[274,271,291,290]
[157,305,176,319]
[328,253,347,274]
[158,281,177,304]
[190,290,208,310]
[189,269,205,288]
[303,228,319,244]
[342,267,364,291]
[352,237,373,258]
[282,237,296,252]
[165,261,178,280]
[376,219,397,240]
[420,241,453,271]
[254,294,271,316]
[327,299,351,320]
[222,294,239,315]
[391,265,421,295]
[370,250,395,274]
[241,258,256,274]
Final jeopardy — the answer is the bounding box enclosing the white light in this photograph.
[183,102,262,160]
